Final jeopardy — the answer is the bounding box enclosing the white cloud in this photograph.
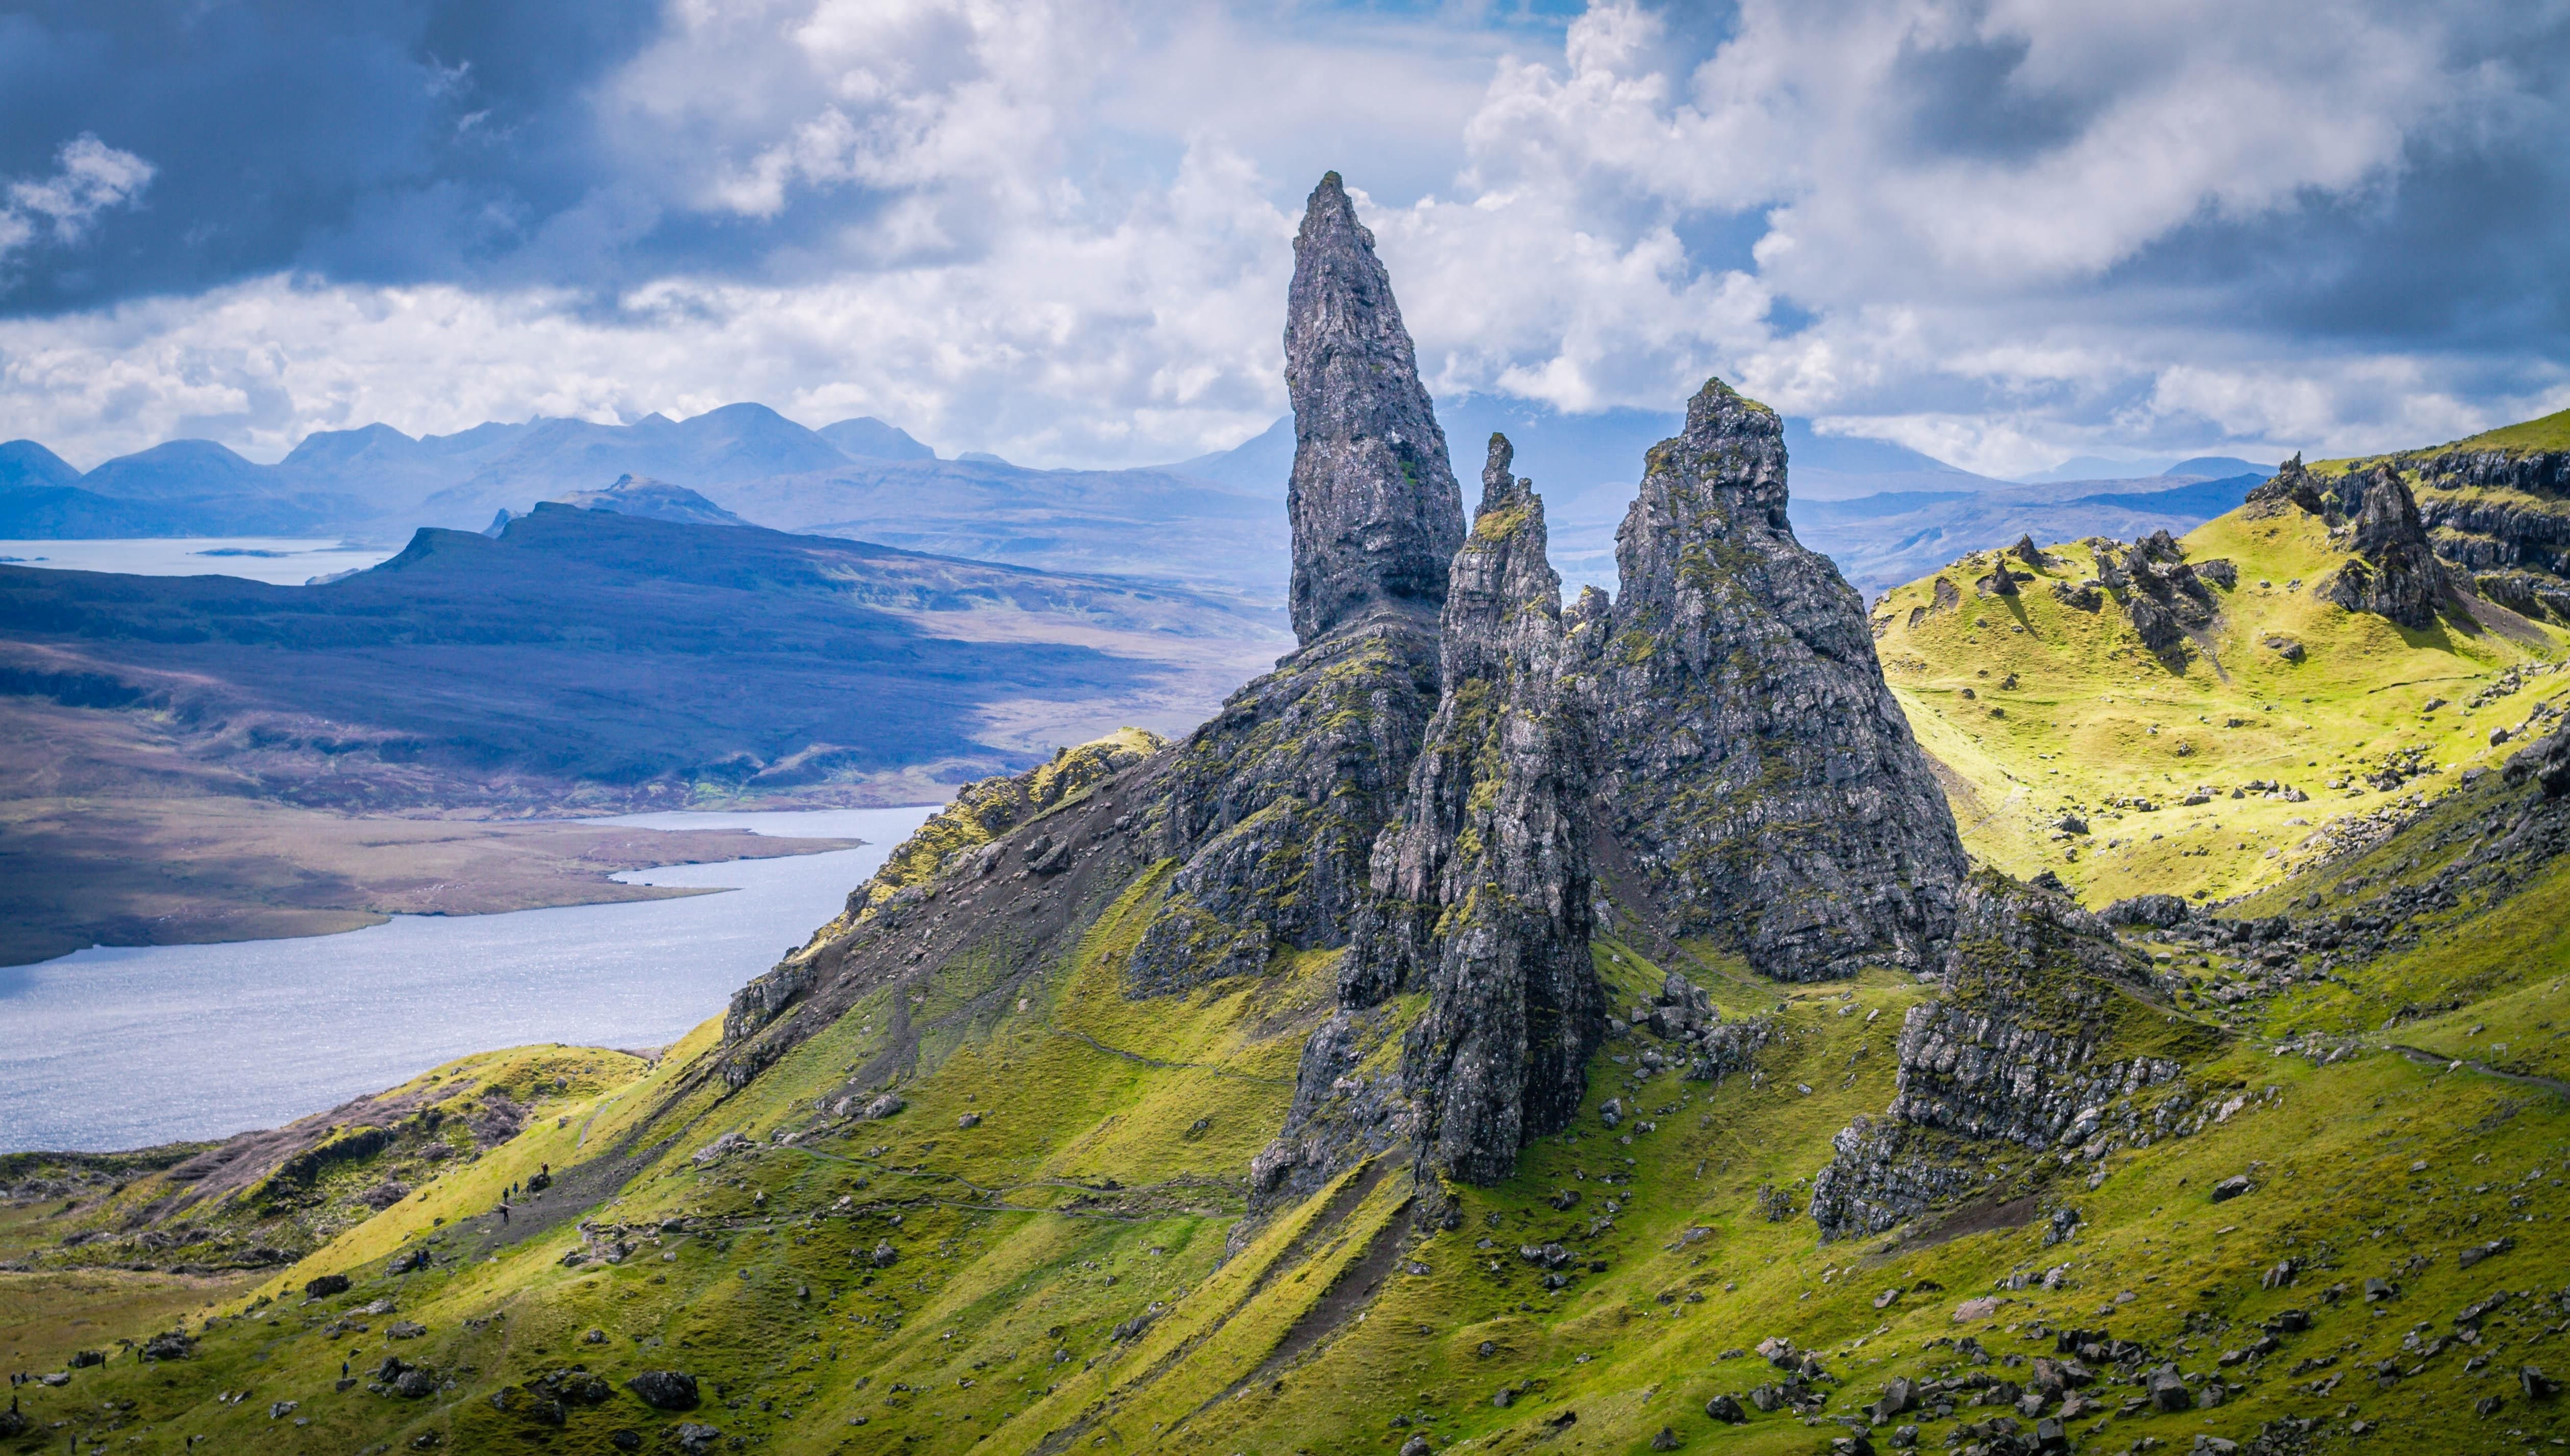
[0,0,2562,477]
[0,134,156,267]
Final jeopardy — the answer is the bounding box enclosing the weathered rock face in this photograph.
[2321,465,2445,629]
[1124,174,1460,994]
[1125,624,1438,992]
[2243,453,2327,517]
[1391,439,1604,1186]
[1283,171,1467,646]
[2114,532,2219,660]
[1808,872,2190,1241]
[2415,447,2570,590]
[1258,437,1603,1202]
[1585,379,1967,981]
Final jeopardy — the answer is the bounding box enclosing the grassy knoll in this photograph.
[1873,501,2564,906]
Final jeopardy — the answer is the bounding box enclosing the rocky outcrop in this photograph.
[1124,174,1461,995]
[1259,437,1603,1201]
[1391,439,1604,1186]
[1583,379,1967,981]
[1282,171,1467,646]
[1125,625,1438,992]
[1808,872,2189,1240]
[2112,531,2220,660]
[2243,454,2328,517]
[2320,465,2445,629]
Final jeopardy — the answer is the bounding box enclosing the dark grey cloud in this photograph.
[0,0,866,312]
[1887,31,2099,163]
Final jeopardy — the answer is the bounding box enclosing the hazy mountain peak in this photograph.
[817,417,935,461]
[0,439,80,492]
[548,474,748,528]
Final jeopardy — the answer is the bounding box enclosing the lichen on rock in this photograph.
[1259,436,1604,1204]
[1808,871,2201,1241]
[2320,464,2447,629]
[1582,378,1968,981]
[1282,170,1466,646]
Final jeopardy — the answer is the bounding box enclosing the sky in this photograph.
[0,0,2565,478]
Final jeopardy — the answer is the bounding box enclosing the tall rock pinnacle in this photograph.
[1283,172,1466,645]
[1256,434,1601,1203]
[1392,436,1602,1188]
[1592,379,1968,980]
[2322,464,2445,629]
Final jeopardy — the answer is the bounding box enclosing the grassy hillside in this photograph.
[8,731,2570,1455]
[16,481,2570,1456]
[2435,406,2570,457]
[1871,501,2564,906]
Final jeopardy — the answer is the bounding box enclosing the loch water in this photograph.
[0,806,935,1153]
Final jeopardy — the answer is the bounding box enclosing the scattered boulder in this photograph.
[862,1094,906,1120]
[672,1424,723,1456]
[626,1370,700,1411]
[303,1274,350,1299]
[690,1132,752,1166]
[2146,1364,2192,1413]
[2458,1236,2514,1270]
[1703,1393,1746,1424]
[2210,1174,2252,1203]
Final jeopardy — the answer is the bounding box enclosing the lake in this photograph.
[0,805,936,1153]
[0,536,402,585]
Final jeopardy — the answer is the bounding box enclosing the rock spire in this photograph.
[1283,172,1466,645]
[1120,173,1456,995]
[2321,464,2445,629]
[1589,379,1968,980]
[1257,435,1602,1202]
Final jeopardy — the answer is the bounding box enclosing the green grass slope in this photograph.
[12,716,2570,1456]
[1872,501,2564,907]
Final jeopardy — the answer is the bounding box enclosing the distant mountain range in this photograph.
[0,401,2276,601]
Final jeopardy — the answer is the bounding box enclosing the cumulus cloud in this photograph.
[0,134,154,266]
[0,0,2562,476]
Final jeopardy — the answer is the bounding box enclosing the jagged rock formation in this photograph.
[2409,436,2570,591]
[2112,529,2221,659]
[2243,453,2328,517]
[1282,171,1467,646]
[1808,872,2195,1240]
[2320,465,2446,629]
[1389,440,1602,1185]
[1123,174,1461,994]
[1123,626,1438,992]
[1583,379,1967,981]
[1258,437,1602,1202]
